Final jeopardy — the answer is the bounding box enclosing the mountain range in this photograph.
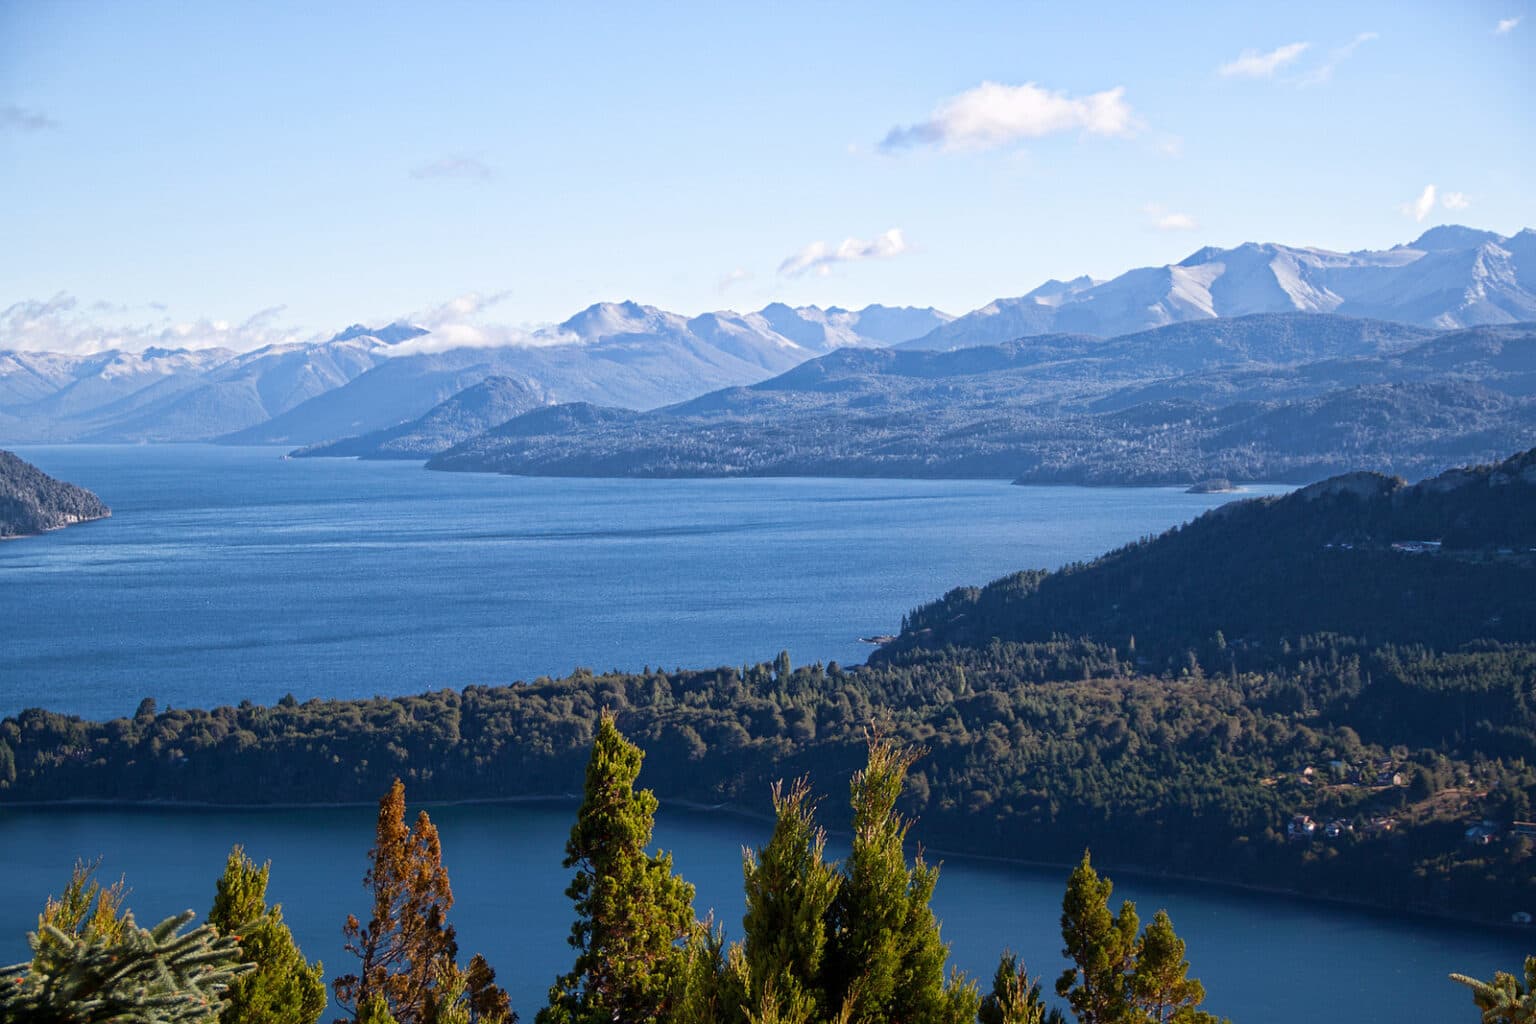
[2,225,1531,451]
[0,303,952,444]
[900,225,1536,350]
[423,313,1536,484]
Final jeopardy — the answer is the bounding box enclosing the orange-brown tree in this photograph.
[334,778,512,1024]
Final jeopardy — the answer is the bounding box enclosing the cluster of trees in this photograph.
[5,718,1521,1022]
[0,720,1230,1024]
[5,633,1533,923]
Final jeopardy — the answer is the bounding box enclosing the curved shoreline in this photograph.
[4,793,1523,936]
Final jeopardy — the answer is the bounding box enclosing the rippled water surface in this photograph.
[2,445,1285,720]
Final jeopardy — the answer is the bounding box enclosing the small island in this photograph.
[0,450,111,539]
[1186,477,1239,494]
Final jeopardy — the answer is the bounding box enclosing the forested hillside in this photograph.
[0,450,109,538]
[884,447,1536,663]
[5,452,1534,928]
[426,316,1536,484]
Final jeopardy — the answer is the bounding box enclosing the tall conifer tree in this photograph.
[207,845,327,1024]
[741,778,841,1023]
[1057,851,1140,1024]
[334,779,510,1024]
[825,735,978,1024]
[539,711,697,1024]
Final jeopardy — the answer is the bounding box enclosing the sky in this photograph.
[2,0,1533,352]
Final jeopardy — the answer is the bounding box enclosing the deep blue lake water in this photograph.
[0,802,1522,1023]
[0,446,1521,1022]
[2,445,1287,721]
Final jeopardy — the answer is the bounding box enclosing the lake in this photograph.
[0,801,1520,1023]
[1,445,1287,721]
[0,445,1518,1022]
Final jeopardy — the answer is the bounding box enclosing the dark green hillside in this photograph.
[8,449,1536,928]
[885,448,1536,666]
[0,450,110,538]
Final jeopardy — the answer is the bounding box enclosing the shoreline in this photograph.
[4,792,1522,936]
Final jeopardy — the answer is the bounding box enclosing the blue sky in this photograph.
[2,0,1532,351]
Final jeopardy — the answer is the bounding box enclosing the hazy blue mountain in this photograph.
[225,301,944,446]
[427,314,1536,484]
[0,302,946,445]
[901,225,1536,350]
[291,375,551,458]
[0,450,110,537]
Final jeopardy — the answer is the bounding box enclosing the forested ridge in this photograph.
[3,451,1535,931]
[0,450,110,538]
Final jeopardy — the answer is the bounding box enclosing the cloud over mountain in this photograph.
[778,229,910,278]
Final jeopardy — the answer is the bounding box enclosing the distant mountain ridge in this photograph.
[427,313,1536,483]
[0,302,950,444]
[291,376,551,459]
[3,224,1530,448]
[0,451,110,538]
[902,226,1536,350]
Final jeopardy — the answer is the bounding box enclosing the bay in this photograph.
[1,445,1285,721]
[0,802,1521,1023]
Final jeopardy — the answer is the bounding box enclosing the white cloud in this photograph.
[778,228,911,278]
[1298,32,1379,86]
[0,104,58,132]
[0,294,306,354]
[1442,191,1471,211]
[1496,16,1522,33]
[410,156,495,182]
[717,269,752,293]
[1400,184,1438,222]
[880,81,1136,152]
[1143,203,1199,231]
[1218,42,1311,78]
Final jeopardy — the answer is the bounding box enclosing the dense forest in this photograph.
[6,719,1521,1023]
[0,449,109,538]
[3,451,1534,931]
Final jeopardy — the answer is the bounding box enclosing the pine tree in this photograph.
[334,778,511,1024]
[741,777,841,1023]
[1056,851,1139,1024]
[825,735,978,1024]
[35,858,130,950]
[1450,956,1536,1023]
[208,845,327,1024]
[980,953,1066,1024]
[1130,910,1219,1024]
[0,907,250,1023]
[539,711,697,1024]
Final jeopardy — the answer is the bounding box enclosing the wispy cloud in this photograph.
[717,269,752,293]
[1298,32,1379,86]
[0,104,59,132]
[409,156,495,182]
[1442,191,1471,211]
[1496,16,1522,33]
[778,229,910,278]
[1143,203,1199,231]
[1218,42,1311,78]
[0,294,307,355]
[1401,184,1438,222]
[880,81,1136,153]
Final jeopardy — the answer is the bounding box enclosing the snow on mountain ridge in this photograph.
[901,225,1534,350]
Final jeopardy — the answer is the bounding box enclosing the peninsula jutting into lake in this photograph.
[0,449,109,538]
